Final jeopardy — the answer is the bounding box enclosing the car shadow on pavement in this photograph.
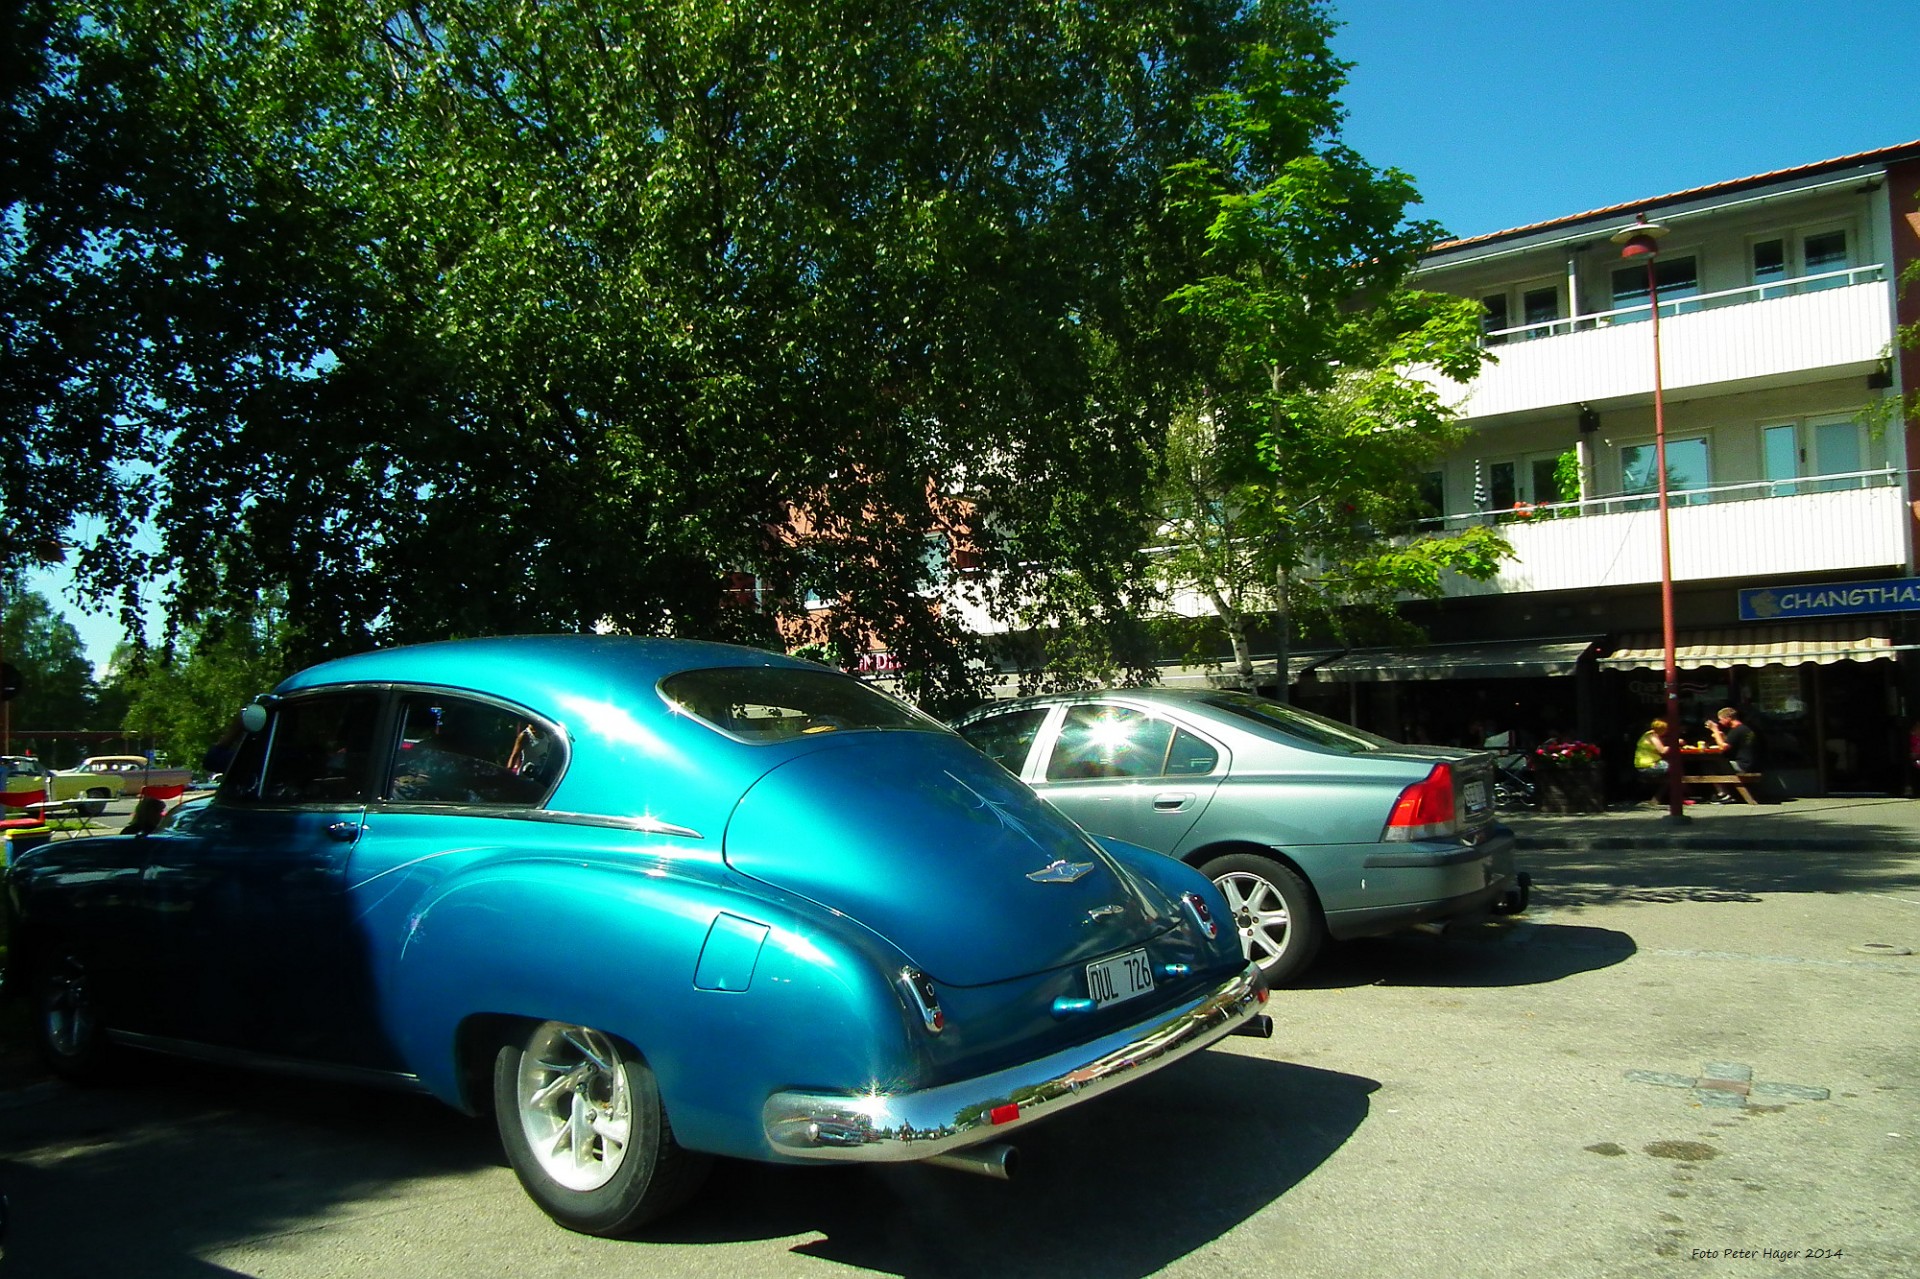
[1296,918,1637,990]
[0,1046,1368,1277]
[652,1052,1376,1277]
[0,1059,503,1279]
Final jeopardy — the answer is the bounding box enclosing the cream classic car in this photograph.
[50,756,195,813]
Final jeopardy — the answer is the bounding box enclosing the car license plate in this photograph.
[1463,779,1488,815]
[1086,949,1155,1008]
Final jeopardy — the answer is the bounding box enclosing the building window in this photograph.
[1803,229,1849,292]
[1520,287,1559,339]
[1761,416,1871,496]
[1417,470,1444,521]
[1753,239,1787,298]
[1611,255,1698,320]
[1481,294,1510,345]
[1621,437,1710,507]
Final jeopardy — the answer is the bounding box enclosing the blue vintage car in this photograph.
[5,637,1266,1235]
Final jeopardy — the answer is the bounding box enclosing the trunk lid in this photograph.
[723,732,1178,986]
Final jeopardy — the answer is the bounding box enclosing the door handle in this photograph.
[1153,793,1194,811]
[326,821,362,842]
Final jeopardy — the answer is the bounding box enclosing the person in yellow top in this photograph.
[1634,718,1674,802]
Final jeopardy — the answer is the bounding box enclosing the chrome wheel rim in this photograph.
[1214,871,1292,968]
[515,1023,634,1192]
[43,970,94,1059]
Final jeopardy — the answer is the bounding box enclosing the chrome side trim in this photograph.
[762,962,1264,1163]
[525,810,704,840]
[105,1031,430,1094]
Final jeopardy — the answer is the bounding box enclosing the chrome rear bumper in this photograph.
[762,962,1266,1163]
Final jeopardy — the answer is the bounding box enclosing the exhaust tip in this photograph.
[925,1142,1018,1181]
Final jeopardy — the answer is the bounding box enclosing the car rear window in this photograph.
[1196,692,1397,752]
[660,667,939,744]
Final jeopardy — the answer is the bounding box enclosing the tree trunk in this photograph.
[1208,589,1255,688]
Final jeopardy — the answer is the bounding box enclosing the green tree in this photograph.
[0,585,97,750]
[111,600,289,769]
[11,2,1442,712]
[1159,12,1507,695]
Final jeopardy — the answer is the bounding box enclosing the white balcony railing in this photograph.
[1424,473,1907,597]
[1419,267,1892,421]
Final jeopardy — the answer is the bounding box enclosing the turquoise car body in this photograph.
[6,637,1261,1178]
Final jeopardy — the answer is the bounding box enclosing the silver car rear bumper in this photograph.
[762,961,1266,1162]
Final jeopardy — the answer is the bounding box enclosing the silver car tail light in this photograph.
[898,967,944,1033]
[1182,891,1219,939]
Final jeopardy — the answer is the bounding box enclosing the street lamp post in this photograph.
[1611,216,1688,822]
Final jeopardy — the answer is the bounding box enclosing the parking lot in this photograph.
[1,799,1916,1278]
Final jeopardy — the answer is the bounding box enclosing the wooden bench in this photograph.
[1679,773,1763,805]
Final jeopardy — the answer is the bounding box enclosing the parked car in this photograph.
[49,756,195,814]
[952,688,1528,985]
[5,637,1266,1235]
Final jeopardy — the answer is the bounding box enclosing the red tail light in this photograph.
[1384,763,1457,841]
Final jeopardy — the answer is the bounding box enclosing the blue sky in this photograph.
[27,0,1920,674]
[1332,0,1920,240]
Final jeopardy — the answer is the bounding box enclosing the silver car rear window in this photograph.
[660,667,938,744]
[1196,692,1396,752]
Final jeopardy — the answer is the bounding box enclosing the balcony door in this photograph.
[1764,418,1866,495]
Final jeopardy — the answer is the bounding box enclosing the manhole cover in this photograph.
[1849,942,1913,956]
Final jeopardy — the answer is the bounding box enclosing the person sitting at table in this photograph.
[1633,718,1674,802]
[1698,706,1758,802]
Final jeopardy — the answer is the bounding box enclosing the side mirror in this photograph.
[240,704,269,734]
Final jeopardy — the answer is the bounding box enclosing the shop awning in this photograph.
[1309,637,1601,682]
[1597,623,1898,671]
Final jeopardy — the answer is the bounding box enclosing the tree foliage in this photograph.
[9,0,1291,711]
[0,584,97,742]
[1154,19,1507,688]
[110,598,288,768]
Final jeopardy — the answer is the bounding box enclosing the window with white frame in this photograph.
[1762,415,1869,495]
[1620,436,1710,507]
[1480,280,1562,343]
[1487,453,1565,511]
[1611,254,1699,320]
[1751,228,1852,298]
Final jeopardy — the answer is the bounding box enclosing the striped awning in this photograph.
[1311,638,1600,681]
[1597,624,1897,671]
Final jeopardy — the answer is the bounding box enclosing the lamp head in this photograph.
[1610,217,1670,261]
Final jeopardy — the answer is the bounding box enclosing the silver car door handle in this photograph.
[326,821,362,841]
[1153,793,1193,811]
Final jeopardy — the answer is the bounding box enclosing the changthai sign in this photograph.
[1739,577,1920,621]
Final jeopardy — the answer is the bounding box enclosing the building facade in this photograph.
[1291,142,1920,796]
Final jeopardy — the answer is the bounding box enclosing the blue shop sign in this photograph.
[1739,577,1920,622]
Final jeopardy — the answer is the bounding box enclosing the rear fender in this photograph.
[386,861,917,1161]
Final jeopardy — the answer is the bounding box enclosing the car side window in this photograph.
[1046,705,1175,781]
[386,694,560,806]
[246,694,382,805]
[1165,729,1220,776]
[957,708,1049,774]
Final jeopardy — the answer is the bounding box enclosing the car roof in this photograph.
[956,686,1242,719]
[277,635,820,705]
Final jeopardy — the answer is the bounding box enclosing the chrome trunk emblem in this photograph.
[1087,903,1124,920]
[1027,858,1095,884]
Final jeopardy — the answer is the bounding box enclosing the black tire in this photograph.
[33,955,114,1084]
[492,1021,710,1236]
[1200,853,1325,987]
[79,790,110,818]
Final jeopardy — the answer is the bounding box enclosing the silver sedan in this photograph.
[954,687,1527,985]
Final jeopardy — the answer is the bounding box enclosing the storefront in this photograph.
[1595,623,1906,797]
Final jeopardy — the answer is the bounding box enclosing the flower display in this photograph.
[1533,739,1602,768]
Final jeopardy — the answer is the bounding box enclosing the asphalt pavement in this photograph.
[0,794,1914,1277]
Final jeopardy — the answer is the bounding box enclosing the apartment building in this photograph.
[1298,142,1920,796]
